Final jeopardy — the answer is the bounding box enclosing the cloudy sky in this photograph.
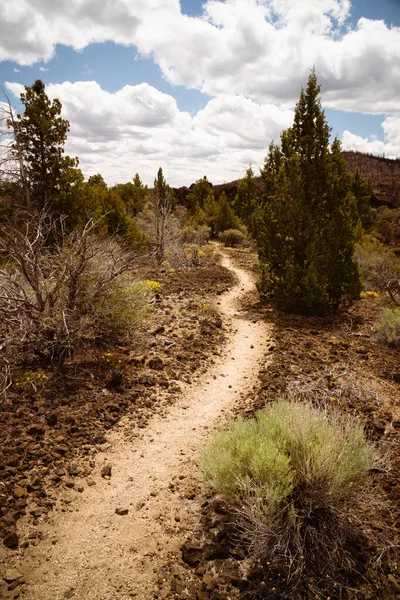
[1,0,400,187]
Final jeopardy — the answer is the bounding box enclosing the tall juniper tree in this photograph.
[257,71,362,316]
[11,80,81,212]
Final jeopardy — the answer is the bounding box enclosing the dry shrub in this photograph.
[166,244,202,268]
[0,212,146,369]
[355,235,400,306]
[201,400,379,598]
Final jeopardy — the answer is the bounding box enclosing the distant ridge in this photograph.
[173,151,400,209]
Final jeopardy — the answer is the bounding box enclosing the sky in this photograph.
[1,0,400,187]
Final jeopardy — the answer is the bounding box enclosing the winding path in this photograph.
[11,252,272,600]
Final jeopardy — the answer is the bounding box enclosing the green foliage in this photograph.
[201,400,375,514]
[111,174,148,217]
[201,400,378,597]
[351,171,373,230]
[234,165,258,232]
[102,190,148,251]
[375,308,400,346]
[374,206,400,246]
[180,225,211,245]
[186,176,213,212]
[218,228,245,247]
[93,278,150,341]
[13,80,82,213]
[185,176,219,234]
[257,72,362,316]
[214,191,240,233]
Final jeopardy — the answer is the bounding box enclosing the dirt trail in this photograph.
[7,252,272,600]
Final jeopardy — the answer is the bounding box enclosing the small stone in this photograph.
[94,434,107,445]
[13,486,26,499]
[8,578,23,591]
[4,569,23,583]
[101,464,112,478]
[148,356,164,370]
[86,477,96,487]
[3,532,19,549]
[76,484,84,493]
[46,413,58,427]
[108,372,123,388]
[63,589,75,598]
[65,478,75,489]
[181,543,203,566]
[115,507,129,516]
[203,573,216,589]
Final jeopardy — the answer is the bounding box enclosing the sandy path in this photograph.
[9,252,272,600]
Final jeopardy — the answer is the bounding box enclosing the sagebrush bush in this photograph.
[218,228,246,247]
[355,235,400,305]
[374,307,400,346]
[201,400,378,598]
[180,225,211,245]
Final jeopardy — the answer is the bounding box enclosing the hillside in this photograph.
[174,151,400,208]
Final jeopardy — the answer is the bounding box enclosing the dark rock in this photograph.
[148,356,164,370]
[27,425,45,437]
[64,478,75,489]
[46,413,58,427]
[101,464,112,478]
[63,589,75,598]
[115,507,129,516]
[138,375,157,386]
[181,543,203,566]
[128,354,147,366]
[8,578,23,591]
[108,372,123,388]
[94,434,107,445]
[152,326,165,335]
[3,531,19,549]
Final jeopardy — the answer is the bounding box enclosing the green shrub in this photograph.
[374,307,400,346]
[180,225,211,245]
[201,400,378,597]
[218,228,246,247]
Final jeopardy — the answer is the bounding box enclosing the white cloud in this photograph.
[39,66,49,72]
[342,116,400,159]
[5,79,293,186]
[1,0,400,115]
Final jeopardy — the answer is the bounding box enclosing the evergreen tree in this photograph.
[257,71,362,316]
[111,174,148,218]
[234,165,258,231]
[186,176,213,212]
[215,191,240,233]
[12,80,81,212]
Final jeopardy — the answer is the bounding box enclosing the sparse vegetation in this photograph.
[374,307,400,346]
[201,399,379,598]
[218,228,246,247]
[0,211,144,367]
